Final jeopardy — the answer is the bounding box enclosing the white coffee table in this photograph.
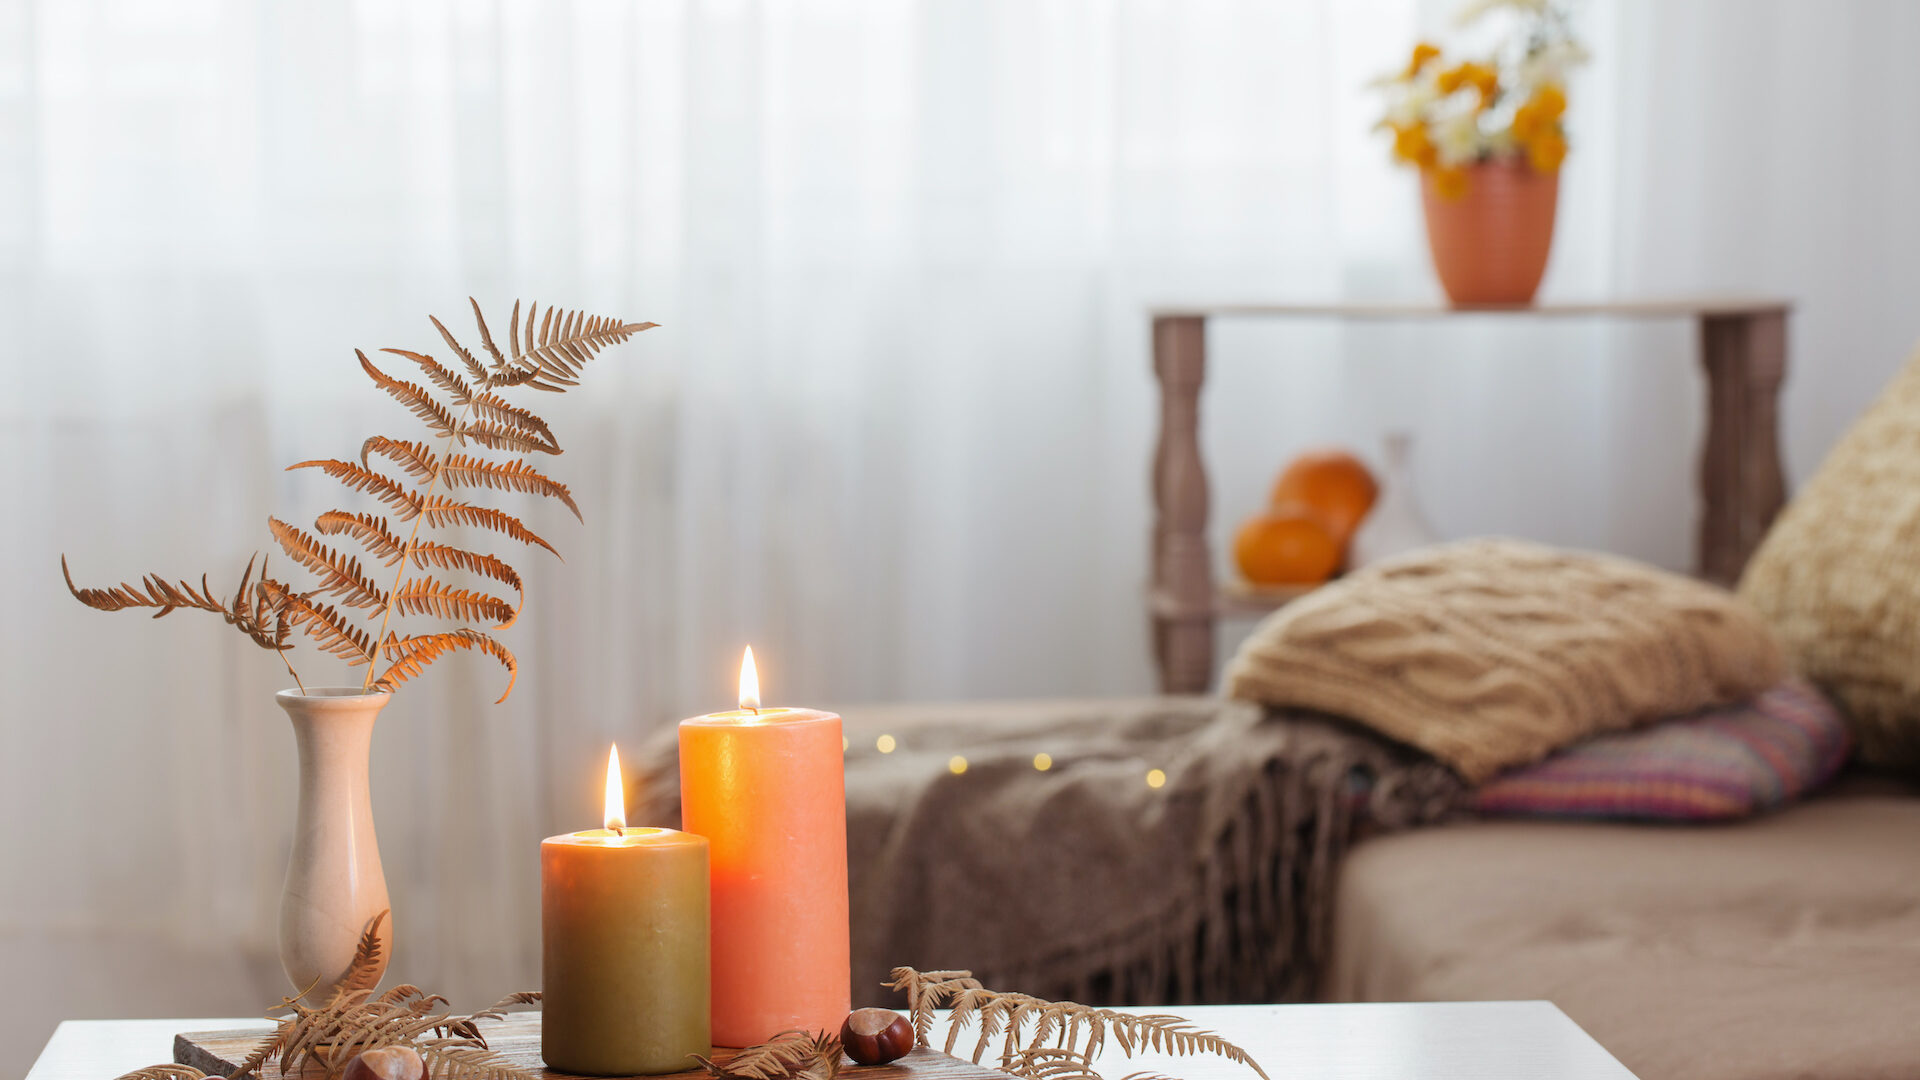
[26,1002,1638,1079]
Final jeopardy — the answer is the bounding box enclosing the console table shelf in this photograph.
[1148,298,1790,694]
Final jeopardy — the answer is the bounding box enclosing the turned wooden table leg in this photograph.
[1152,315,1214,693]
[1697,310,1788,586]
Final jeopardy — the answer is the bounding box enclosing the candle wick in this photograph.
[611,824,624,837]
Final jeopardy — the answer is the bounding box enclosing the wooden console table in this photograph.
[1149,299,1791,694]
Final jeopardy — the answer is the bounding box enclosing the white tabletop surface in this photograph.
[26,1002,1639,1080]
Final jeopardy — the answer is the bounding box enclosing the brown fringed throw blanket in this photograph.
[633,696,1463,1006]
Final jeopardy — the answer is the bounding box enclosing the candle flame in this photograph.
[604,744,626,835]
[739,645,760,713]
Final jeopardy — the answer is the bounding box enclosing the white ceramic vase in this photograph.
[1350,431,1442,569]
[276,687,393,1000]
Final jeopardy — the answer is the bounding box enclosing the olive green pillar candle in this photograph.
[541,826,711,1075]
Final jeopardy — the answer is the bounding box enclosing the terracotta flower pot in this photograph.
[1420,157,1559,306]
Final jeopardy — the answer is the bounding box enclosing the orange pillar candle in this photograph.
[542,746,712,1075]
[678,647,850,1047]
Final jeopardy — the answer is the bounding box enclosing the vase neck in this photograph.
[276,690,389,771]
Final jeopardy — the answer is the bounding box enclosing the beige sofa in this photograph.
[1325,773,1920,1080]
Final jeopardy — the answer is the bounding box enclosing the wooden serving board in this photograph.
[175,1014,1009,1080]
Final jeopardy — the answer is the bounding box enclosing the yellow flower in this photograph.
[1391,123,1435,166]
[1432,165,1470,200]
[1464,62,1499,106]
[1437,61,1499,108]
[1511,103,1542,142]
[1404,42,1442,79]
[1531,83,1567,120]
[1526,129,1568,172]
[1510,86,1566,143]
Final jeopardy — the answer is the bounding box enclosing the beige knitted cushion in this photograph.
[1224,538,1785,782]
[1739,346,1920,774]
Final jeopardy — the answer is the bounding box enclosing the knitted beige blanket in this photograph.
[633,697,1461,1005]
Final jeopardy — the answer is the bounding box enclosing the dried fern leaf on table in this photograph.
[64,298,654,702]
[695,1030,847,1080]
[887,968,1268,1080]
[139,913,551,1080]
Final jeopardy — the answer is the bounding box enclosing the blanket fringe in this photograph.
[972,711,1461,1005]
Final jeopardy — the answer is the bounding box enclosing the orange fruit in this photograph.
[1234,503,1341,586]
[1270,448,1379,543]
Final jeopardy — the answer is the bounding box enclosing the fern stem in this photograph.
[279,648,308,695]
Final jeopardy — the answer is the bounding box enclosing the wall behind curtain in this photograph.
[4,0,1919,1069]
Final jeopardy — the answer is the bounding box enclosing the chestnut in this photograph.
[342,1045,429,1080]
[839,1008,914,1066]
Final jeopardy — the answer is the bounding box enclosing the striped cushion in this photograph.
[1473,679,1851,820]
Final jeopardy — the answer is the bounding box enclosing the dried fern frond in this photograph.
[442,989,542,1044]
[381,348,474,409]
[64,557,229,618]
[408,541,524,597]
[274,588,377,666]
[885,967,1269,1080]
[476,990,542,1015]
[62,555,290,652]
[513,301,658,385]
[1006,1049,1089,1080]
[692,1031,812,1080]
[438,454,581,520]
[316,511,409,566]
[1008,1048,1162,1080]
[321,990,448,1072]
[222,981,309,1080]
[65,298,652,702]
[460,418,560,456]
[357,350,459,440]
[268,518,388,610]
[376,629,516,701]
[419,498,559,556]
[390,577,516,628]
[793,1032,846,1080]
[223,914,401,1080]
[1095,1013,1267,1078]
[231,557,297,653]
[277,987,449,1079]
[695,1030,842,1080]
[361,436,440,485]
[467,392,558,454]
[469,297,514,374]
[289,458,425,520]
[337,911,388,997]
[432,313,490,386]
[887,967,984,1048]
[419,1044,541,1080]
[500,301,556,390]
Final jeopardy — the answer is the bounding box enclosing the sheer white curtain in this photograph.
[5,0,1920,1069]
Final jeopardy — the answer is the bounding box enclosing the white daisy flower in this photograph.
[1434,111,1486,166]
[1384,83,1440,128]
